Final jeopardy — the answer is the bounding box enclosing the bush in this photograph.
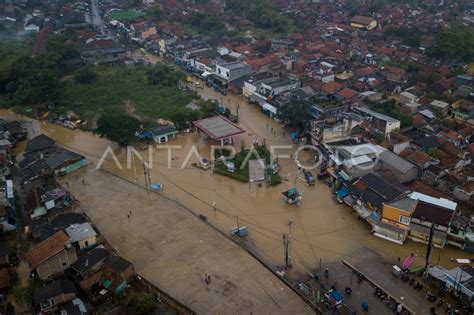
[126,292,157,315]
[11,279,41,308]
[74,68,98,84]
[95,113,141,145]
[214,168,248,182]
[270,174,282,186]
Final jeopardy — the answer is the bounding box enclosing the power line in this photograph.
[46,140,412,265]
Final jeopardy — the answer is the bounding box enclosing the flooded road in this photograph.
[2,92,470,276]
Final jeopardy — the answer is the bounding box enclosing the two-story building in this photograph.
[215,61,252,83]
[407,192,457,248]
[26,231,78,279]
[373,197,418,244]
[352,107,401,136]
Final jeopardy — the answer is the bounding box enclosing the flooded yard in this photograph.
[3,92,468,273]
[2,86,471,313]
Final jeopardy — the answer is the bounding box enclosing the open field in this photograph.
[58,67,194,118]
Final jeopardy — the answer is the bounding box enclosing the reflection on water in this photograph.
[2,104,469,272]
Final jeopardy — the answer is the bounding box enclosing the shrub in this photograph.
[270,174,282,186]
[214,168,248,182]
[126,292,157,315]
[74,68,98,84]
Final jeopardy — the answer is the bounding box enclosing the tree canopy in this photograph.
[371,99,412,129]
[145,63,183,86]
[385,26,421,47]
[95,113,141,145]
[432,24,474,62]
[5,54,61,105]
[184,12,226,35]
[276,101,312,131]
[227,0,291,34]
[74,67,98,84]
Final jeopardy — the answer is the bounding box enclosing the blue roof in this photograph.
[330,290,343,302]
[336,187,349,199]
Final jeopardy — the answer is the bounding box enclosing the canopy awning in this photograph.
[249,93,266,105]
[336,187,349,199]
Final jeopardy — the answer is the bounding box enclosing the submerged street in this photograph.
[3,87,470,313]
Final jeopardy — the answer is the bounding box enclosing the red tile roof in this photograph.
[337,87,358,99]
[408,180,449,199]
[321,81,344,94]
[355,66,374,77]
[385,66,405,75]
[26,231,70,268]
[407,150,431,166]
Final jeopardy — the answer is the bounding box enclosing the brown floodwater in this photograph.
[2,90,471,273]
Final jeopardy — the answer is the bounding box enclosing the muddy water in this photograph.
[2,99,469,272]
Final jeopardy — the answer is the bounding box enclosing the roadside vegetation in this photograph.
[214,145,281,185]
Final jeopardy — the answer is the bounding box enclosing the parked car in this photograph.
[303,170,315,186]
[317,171,330,180]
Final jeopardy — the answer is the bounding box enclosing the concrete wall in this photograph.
[78,236,97,250]
[36,248,78,279]
[393,142,410,155]
[382,204,413,229]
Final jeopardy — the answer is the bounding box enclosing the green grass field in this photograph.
[58,67,193,119]
[110,10,144,21]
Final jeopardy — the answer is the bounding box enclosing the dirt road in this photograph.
[65,167,313,314]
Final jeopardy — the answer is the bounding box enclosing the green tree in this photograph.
[95,113,141,145]
[186,12,226,35]
[5,54,61,105]
[400,114,413,129]
[227,0,291,34]
[135,293,157,314]
[385,26,421,47]
[74,67,98,84]
[11,279,41,308]
[127,292,157,315]
[374,133,385,144]
[145,64,182,86]
[145,5,164,20]
[432,24,474,62]
[48,34,80,61]
[276,101,312,131]
[428,148,443,160]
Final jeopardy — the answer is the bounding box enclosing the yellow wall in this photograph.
[78,236,97,250]
[351,21,377,30]
[382,203,415,229]
[351,23,364,29]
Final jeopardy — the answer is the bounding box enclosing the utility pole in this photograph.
[211,172,216,212]
[425,221,435,269]
[142,160,150,202]
[131,151,141,206]
[284,221,293,269]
